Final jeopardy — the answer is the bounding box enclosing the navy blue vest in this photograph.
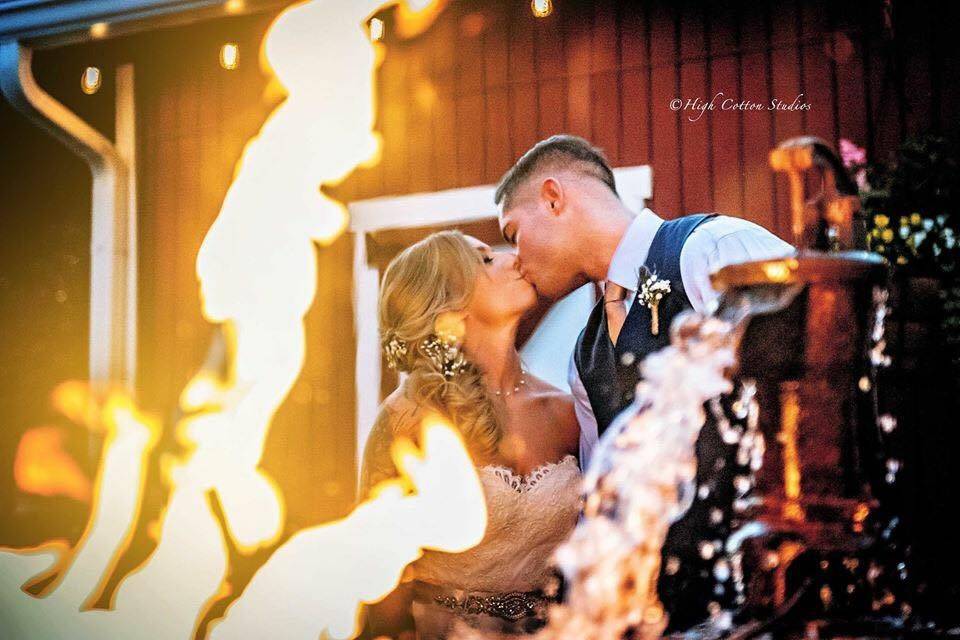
[573,213,757,631]
[574,213,716,438]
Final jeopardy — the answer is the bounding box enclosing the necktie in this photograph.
[604,281,631,346]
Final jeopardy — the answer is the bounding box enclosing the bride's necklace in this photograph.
[493,364,527,398]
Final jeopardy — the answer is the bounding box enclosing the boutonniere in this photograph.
[637,268,671,336]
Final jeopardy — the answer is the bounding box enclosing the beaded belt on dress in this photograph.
[411,580,552,622]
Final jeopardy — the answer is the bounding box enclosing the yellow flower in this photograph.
[875,214,889,228]
[881,229,894,242]
[897,256,908,265]
[899,217,909,227]
[910,213,922,225]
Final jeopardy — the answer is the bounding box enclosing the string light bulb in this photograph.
[90,22,109,39]
[220,43,240,70]
[531,0,553,18]
[81,66,102,95]
[369,17,385,42]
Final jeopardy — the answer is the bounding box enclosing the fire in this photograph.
[188,0,444,556]
[14,380,122,501]
[3,395,482,639]
[209,419,486,640]
[1,392,162,631]
[3,1,476,638]
[14,426,91,502]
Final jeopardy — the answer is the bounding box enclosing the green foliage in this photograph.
[860,133,960,381]
[862,134,960,275]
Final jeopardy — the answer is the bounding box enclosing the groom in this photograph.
[496,134,792,468]
[496,134,793,628]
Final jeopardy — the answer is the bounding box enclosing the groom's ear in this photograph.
[540,177,564,215]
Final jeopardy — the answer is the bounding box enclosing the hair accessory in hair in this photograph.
[421,332,468,378]
[383,331,409,371]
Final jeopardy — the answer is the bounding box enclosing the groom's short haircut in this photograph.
[494,134,618,209]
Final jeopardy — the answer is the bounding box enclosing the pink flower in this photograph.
[855,168,869,191]
[839,138,867,168]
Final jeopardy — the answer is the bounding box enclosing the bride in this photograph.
[358,230,582,639]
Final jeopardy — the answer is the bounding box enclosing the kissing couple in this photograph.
[359,134,793,639]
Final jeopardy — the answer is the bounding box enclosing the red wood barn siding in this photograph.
[27,0,954,530]
[339,0,959,241]
[129,0,958,516]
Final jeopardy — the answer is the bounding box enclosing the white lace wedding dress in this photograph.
[407,454,582,639]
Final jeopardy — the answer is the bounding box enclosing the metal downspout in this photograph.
[0,41,137,392]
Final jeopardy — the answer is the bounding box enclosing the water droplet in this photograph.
[820,586,833,607]
[665,556,681,575]
[699,541,716,560]
[879,414,897,433]
[734,475,752,495]
[713,559,731,581]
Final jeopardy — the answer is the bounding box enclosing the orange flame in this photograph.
[209,419,486,639]
[14,426,90,502]
[2,403,483,639]
[2,2,482,639]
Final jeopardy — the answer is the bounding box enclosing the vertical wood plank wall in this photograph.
[83,0,957,524]
[338,0,958,240]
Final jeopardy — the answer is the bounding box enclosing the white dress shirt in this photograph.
[569,208,795,469]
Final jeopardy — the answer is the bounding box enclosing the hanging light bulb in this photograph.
[90,22,109,39]
[369,17,385,42]
[220,43,240,70]
[81,66,102,95]
[531,0,553,18]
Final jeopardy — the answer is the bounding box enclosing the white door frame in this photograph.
[348,166,653,471]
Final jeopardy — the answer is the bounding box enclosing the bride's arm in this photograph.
[357,399,421,638]
[361,580,415,639]
[357,397,422,501]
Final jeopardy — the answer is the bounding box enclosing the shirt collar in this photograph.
[605,207,664,290]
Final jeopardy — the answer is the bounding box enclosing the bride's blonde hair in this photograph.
[378,231,501,458]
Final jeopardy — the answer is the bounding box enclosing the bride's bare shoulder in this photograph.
[525,374,574,406]
[524,374,579,448]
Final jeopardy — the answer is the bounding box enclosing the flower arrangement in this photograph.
[843,134,960,274]
[383,331,409,370]
[637,270,672,336]
[843,133,960,386]
[421,332,469,378]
